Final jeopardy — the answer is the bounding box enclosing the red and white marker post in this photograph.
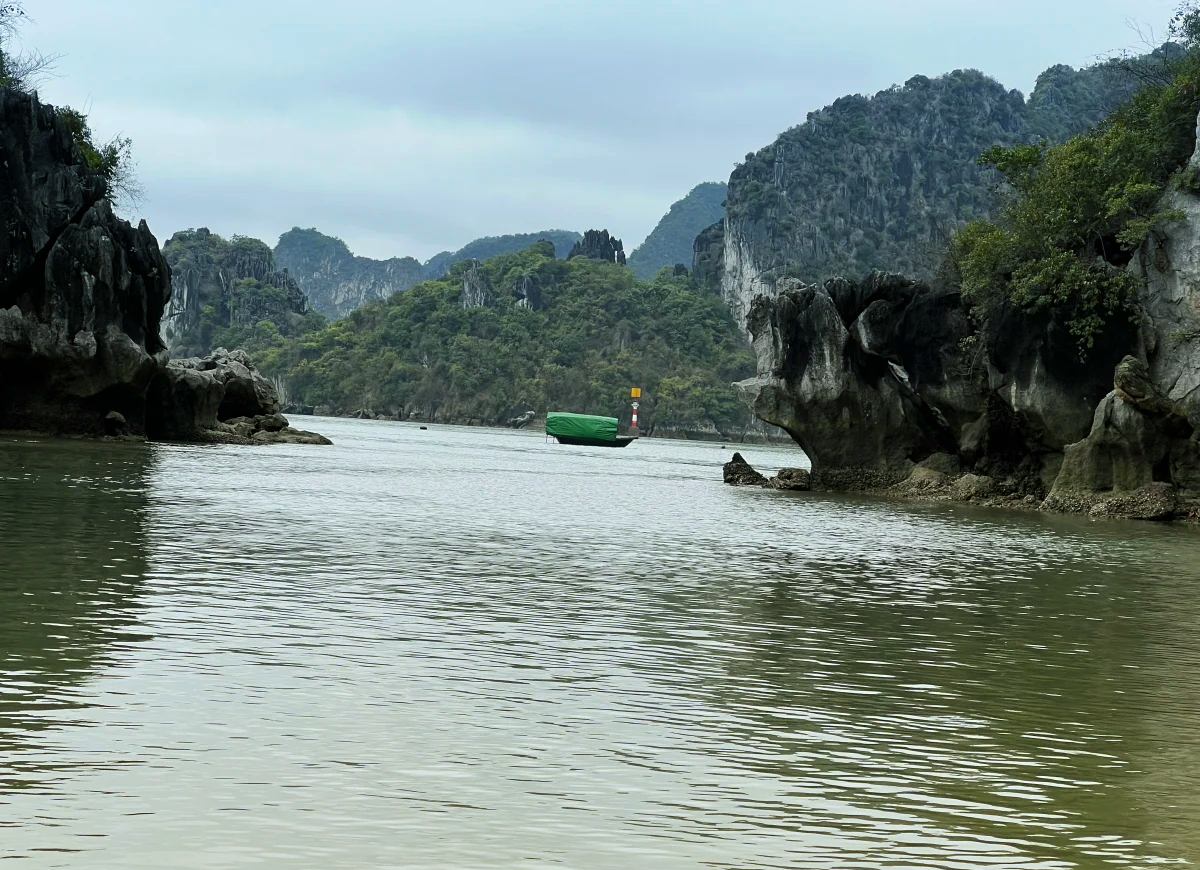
[630,387,641,436]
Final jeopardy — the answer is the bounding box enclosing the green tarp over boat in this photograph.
[545,412,618,442]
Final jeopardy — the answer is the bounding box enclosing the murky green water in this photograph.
[2,418,1200,868]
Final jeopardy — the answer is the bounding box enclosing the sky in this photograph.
[21,0,1179,261]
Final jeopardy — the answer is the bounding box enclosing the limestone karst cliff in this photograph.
[162,228,312,357]
[699,57,1148,330]
[274,227,426,319]
[0,88,170,436]
[735,107,1200,519]
[0,89,326,445]
[568,229,626,266]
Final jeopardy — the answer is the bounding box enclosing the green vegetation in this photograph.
[163,229,322,357]
[724,55,1152,286]
[951,16,1200,351]
[233,243,754,430]
[422,230,581,278]
[274,227,427,319]
[0,2,140,207]
[628,183,727,279]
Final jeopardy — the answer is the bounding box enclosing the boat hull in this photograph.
[553,435,636,448]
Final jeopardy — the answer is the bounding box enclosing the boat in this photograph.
[545,412,637,448]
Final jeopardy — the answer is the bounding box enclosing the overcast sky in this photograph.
[22,0,1177,261]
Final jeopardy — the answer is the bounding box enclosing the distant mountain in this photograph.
[162,228,315,357]
[422,230,581,278]
[702,53,1150,327]
[627,183,727,279]
[272,227,584,318]
[274,228,425,319]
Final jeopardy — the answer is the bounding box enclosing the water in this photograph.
[2,418,1200,869]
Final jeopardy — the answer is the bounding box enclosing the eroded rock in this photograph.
[723,452,768,486]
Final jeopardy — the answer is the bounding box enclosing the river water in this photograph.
[2,418,1200,868]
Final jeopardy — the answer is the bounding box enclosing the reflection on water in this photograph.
[2,420,1200,868]
[0,438,150,794]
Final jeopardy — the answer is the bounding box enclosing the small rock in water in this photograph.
[767,467,811,491]
[723,452,767,486]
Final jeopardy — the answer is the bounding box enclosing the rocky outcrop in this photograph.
[0,89,328,446]
[146,348,330,444]
[723,452,768,486]
[508,410,536,429]
[162,228,310,356]
[568,230,626,266]
[274,227,425,319]
[460,261,492,308]
[739,269,1134,494]
[707,59,1146,332]
[0,89,170,436]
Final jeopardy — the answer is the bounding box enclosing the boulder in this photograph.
[146,349,326,445]
[509,410,536,429]
[767,467,812,490]
[723,452,767,486]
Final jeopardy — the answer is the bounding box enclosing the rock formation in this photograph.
[0,89,328,446]
[568,230,626,266]
[0,89,170,437]
[733,108,1200,520]
[723,452,767,486]
[146,348,328,444]
[162,228,310,356]
[274,227,425,319]
[701,58,1149,330]
[460,261,492,308]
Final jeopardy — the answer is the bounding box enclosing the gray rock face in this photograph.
[147,348,327,444]
[737,270,1134,496]
[162,228,310,356]
[274,227,424,319]
[460,261,492,308]
[0,89,170,436]
[568,230,626,266]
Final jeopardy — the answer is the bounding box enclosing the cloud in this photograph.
[22,0,1177,260]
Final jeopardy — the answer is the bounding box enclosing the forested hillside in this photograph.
[704,52,1156,307]
[224,241,755,434]
[162,228,322,357]
[422,230,581,278]
[627,183,726,278]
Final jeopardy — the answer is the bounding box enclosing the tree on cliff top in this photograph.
[0,1,55,93]
[949,4,1200,354]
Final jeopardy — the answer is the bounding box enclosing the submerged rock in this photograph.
[767,467,811,491]
[723,452,768,486]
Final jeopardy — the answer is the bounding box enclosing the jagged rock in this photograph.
[950,473,995,501]
[274,227,425,319]
[723,452,767,486]
[737,269,1132,494]
[568,230,626,266]
[0,89,170,436]
[1045,357,1190,517]
[162,228,310,357]
[767,467,811,490]
[460,261,492,308]
[508,410,535,429]
[145,348,325,444]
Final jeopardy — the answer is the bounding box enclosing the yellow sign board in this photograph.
[631,387,642,398]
